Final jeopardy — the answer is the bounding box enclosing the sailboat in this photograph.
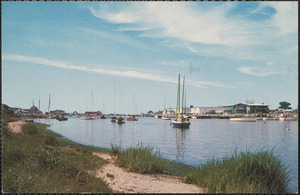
[81,89,96,120]
[171,73,190,128]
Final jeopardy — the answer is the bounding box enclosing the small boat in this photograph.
[230,118,256,122]
[127,115,138,121]
[171,73,190,128]
[57,115,68,121]
[161,115,171,120]
[80,115,95,120]
[100,115,107,119]
[111,115,117,122]
[117,116,125,124]
[279,117,297,121]
[154,114,161,118]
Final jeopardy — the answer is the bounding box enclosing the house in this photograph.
[232,103,269,114]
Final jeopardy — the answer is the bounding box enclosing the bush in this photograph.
[183,149,290,193]
[112,143,166,174]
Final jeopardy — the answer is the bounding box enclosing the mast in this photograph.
[92,88,94,111]
[176,72,181,119]
[184,90,187,114]
[114,81,116,115]
[181,75,185,116]
[48,94,51,112]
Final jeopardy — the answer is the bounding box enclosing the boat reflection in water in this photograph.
[174,127,188,159]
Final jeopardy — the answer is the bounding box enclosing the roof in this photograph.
[235,103,269,107]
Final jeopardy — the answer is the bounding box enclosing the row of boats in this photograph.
[80,115,138,124]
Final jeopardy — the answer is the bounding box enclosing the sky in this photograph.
[2,1,298,114]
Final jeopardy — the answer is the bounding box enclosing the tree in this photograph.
[279,101,292,109]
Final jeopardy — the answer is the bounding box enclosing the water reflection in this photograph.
[174,128,188,159]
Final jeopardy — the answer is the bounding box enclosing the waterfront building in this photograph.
[191,106,232,115]
[232,103,269,114]
[84,111,102,116]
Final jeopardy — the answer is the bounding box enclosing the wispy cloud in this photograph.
[88,2,254,46]
[3,54,234,88]
[238,66,284,77]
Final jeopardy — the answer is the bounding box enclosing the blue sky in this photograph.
[2,1,298,113]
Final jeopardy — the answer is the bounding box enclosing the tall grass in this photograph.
[2,112,112,193]
[183,149,290,193]
[111,143,166,174]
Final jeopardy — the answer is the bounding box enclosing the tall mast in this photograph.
[48,94,51,112]
[184,90,187,114]
[176,72,180,118]
[181,75,185,116]
[114,81,116,115]
[39,96,40,111]
[92,88,94,111]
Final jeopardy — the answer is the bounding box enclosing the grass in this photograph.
[183,149,291,193]
[111,143,166,174]
[2,111,112,193]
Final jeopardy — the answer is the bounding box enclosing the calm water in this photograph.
[34,117,298,193]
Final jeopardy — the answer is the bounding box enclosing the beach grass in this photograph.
[2,112,112,193]
[183,149,290,193]
[111,143,166,174]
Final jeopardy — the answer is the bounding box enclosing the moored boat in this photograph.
[117,116,125,124]
[127,115,138,121]
[80,115,95,120]
[171,72,190,128]
[111,115,117,122]
[230,118,256,122]
[162,115,171,120]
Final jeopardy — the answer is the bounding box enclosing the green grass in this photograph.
[183,149,290,193]
[2,112,112,193]
[111,143,166,174]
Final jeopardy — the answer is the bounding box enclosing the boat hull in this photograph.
[80,117,95,120]
[127,118,138,121]
[230,118,256,122]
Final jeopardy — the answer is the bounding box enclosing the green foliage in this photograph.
[2,118,112,193]
[279,101,292,109]
[183,149,290,193]
[112,143,166,174]
[22,123,38,135]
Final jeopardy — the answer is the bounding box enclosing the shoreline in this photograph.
[4,119,204,193]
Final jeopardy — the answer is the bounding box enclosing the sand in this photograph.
[7,121,27,134]
[93,152,203,193]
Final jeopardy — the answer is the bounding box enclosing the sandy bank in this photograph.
[7,121,27,134]
[93,152,203,193]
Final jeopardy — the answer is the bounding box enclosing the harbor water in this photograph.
[34,117,298,193]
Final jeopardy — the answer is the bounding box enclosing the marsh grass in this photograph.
[2,114,112,193]
[112,143,166,174]
[183,149,290,193]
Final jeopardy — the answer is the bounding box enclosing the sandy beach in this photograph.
[93,152,203,193]
[7,121,27,134]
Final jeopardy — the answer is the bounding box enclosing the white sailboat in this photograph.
[171,73,190,128]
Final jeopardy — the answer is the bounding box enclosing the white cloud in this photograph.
[238,66,283,77]
[3,54,234,88]
[264,1,298,35]
[89,2,255,46]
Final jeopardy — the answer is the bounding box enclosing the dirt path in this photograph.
[7,121,27,134]
[93,152,203,193]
